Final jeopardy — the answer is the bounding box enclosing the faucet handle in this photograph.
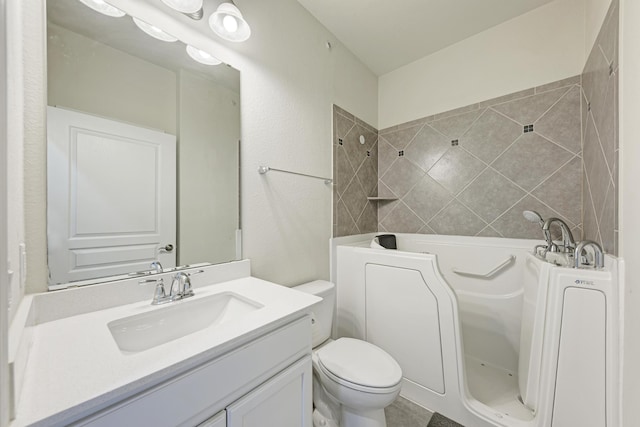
[151,279,167,305]
[186,269,205,276]
[574,240,604,269]
[138,277,162,285]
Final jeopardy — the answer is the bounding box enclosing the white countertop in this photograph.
[10,277,320,427]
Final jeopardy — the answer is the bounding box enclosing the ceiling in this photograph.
[296,0,555,75]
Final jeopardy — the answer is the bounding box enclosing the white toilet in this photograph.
[294,280,402,427]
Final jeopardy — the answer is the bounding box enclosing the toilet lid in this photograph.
[316,338,402,388]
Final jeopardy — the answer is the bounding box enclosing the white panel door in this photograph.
[47,107,176,284]
[227,357,312,427]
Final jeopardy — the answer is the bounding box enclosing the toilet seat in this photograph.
[316,338,402,393]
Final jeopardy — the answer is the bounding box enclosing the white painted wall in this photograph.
[586,0,615,58]
[378,0,585,129]
[178,70,240,266]
[6,0,25,321]
[22,0,47,296]
[48,24,177,135]
[618,1,640,425]
[0,0,10,423]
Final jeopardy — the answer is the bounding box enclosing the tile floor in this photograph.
[385,396,433,427]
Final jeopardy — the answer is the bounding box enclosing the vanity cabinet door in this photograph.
[197,410,226,427]
[227,356,312,427]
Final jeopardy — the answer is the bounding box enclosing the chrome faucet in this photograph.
[150,261,164,274]
[143,270,203,305]
[574,240,604,269]
[168,272,195,301]
[542,218,575,254]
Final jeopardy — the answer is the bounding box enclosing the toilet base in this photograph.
[341,406,387,427]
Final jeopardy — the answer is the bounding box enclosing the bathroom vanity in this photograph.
[8,261,319,427]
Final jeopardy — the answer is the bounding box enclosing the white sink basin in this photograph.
[108,292,264,353]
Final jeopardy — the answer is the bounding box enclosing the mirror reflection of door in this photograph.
[46,0,241,288]
[47,106,177,284]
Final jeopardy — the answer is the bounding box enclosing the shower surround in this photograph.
[334,75,584,240]
[335,11,619,250]
[377,76,585,240]
[581,0,618,255]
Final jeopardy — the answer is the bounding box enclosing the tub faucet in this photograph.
[574,240,604,269]
[542,218,575,253]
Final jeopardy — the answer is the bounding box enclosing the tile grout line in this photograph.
[531,85,575,126]
[586,103,616,182]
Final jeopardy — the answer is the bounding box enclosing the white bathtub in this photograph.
[331,233,620,427]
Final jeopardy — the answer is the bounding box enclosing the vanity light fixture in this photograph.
[132,17,179,42]
[208,2,251,42]
[161,0,203,14]
[77,0,125,17]
[186,45,222,65]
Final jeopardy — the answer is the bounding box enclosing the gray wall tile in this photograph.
[427,148,485,194]
[380,202,425,233]
[404,175,454,223]
[377,75,587,240]
[532,156,583,225]
[459,109,522,163]
[491,195,568,240]
[492,86,571,125]
[405,125,451,171]
[428,200,487,236]
[333,106,378,237]
[381,124,422,149]
[380,157,425,197]
[534,75,581,94]
[535,85,582,154]
[430,109,483,139]
[458,168,526,223]
[492,133,573,191]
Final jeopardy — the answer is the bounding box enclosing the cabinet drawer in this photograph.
[76,317,311,427]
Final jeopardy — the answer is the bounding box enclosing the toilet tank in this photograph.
[293,280,335,347]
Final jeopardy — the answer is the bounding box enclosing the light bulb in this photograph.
[161,0,203,14]
[132,17,178,42]
[77,0,125,17]
[208,2,251,42]
[222,15,238,33]
[186,45,222,66]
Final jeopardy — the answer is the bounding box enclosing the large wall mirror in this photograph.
[46,0,241,288]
